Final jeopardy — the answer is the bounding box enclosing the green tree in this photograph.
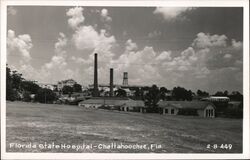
[6,66,24,101]
[73,83,82,92]
[159,87,168,100]
[214,91,224,96]
[35,88,56,103]
[224,90,229,96]
[11,70,24,91]
[62,86,74,95]
[172,86,192,101]
[134,87,143,100]
[23,91,32,102]
[145,85,160,112]
[115,88,127,97]
[197,89,209,97]
[229,91,243,101]
[21,80,40,94]
[6,66,15,101]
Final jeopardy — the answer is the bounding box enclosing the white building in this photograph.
[57,79,77,91]
[158,101,216,118]
[38,83,57,91]
[78,97,146,113]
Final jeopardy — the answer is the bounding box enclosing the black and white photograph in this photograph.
[1,0,249,159]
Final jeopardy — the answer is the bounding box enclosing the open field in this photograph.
[6,101,242,153]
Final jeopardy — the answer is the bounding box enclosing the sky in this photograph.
[7,6,243,94]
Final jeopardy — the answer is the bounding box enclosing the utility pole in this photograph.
[45,90,47,104]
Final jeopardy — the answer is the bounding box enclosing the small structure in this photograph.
[78,97,146,113]
[158,101,216,118]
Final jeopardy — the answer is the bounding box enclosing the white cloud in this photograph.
[44,32,68,70]
[71,56,92,64]
[113,46,162,85]
[125,39,138,51]
[100,8,112,22]
[155,51,172,61]
[7,29,33,62]
[192,32,227,49]
[73,25,99,50]
[36,33,82,83]
[165,47,198,72]
[55,32,67,55]
[44,55,67,69]
[7,6,17,15]
[194,67,210,78]
[72,26,116,58]
[231,39,243,50]
[66,7,84,29]
[224,54,232,59]
[153,7,193,20]
[13,32,78,83]
[65,7,117,85]
[148,30,162,38]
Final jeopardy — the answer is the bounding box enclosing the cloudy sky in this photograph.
[7,6,243,94]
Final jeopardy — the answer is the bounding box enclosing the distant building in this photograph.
[57,79,77,91]
[78,97,146,113]
[38,83,57,91]
[122,88,135,97]
[158,101,216,118]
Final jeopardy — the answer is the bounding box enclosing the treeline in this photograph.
[6,66,243,108]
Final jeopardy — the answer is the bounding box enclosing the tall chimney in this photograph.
[122,72,128,86]
[93,53,99,97]
[110,68,114,97]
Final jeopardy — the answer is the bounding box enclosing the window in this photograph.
[165,109,168,114]
[171,109,175,114]
[206,109,214,117]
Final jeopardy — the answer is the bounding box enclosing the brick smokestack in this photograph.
[110,68,114,97]
[93,53,99,97]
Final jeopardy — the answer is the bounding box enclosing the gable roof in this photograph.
[157,101,215,110]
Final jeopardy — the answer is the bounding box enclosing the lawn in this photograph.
[6,101,242,153]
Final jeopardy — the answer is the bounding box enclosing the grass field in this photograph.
[6,101,242,153]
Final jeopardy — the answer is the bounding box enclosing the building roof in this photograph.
[158,101,215,110]
[79,97,145,107]
[123,99,145,107]
[201,96,230,102]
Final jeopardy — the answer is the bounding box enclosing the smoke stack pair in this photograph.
[93,53,114,97]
